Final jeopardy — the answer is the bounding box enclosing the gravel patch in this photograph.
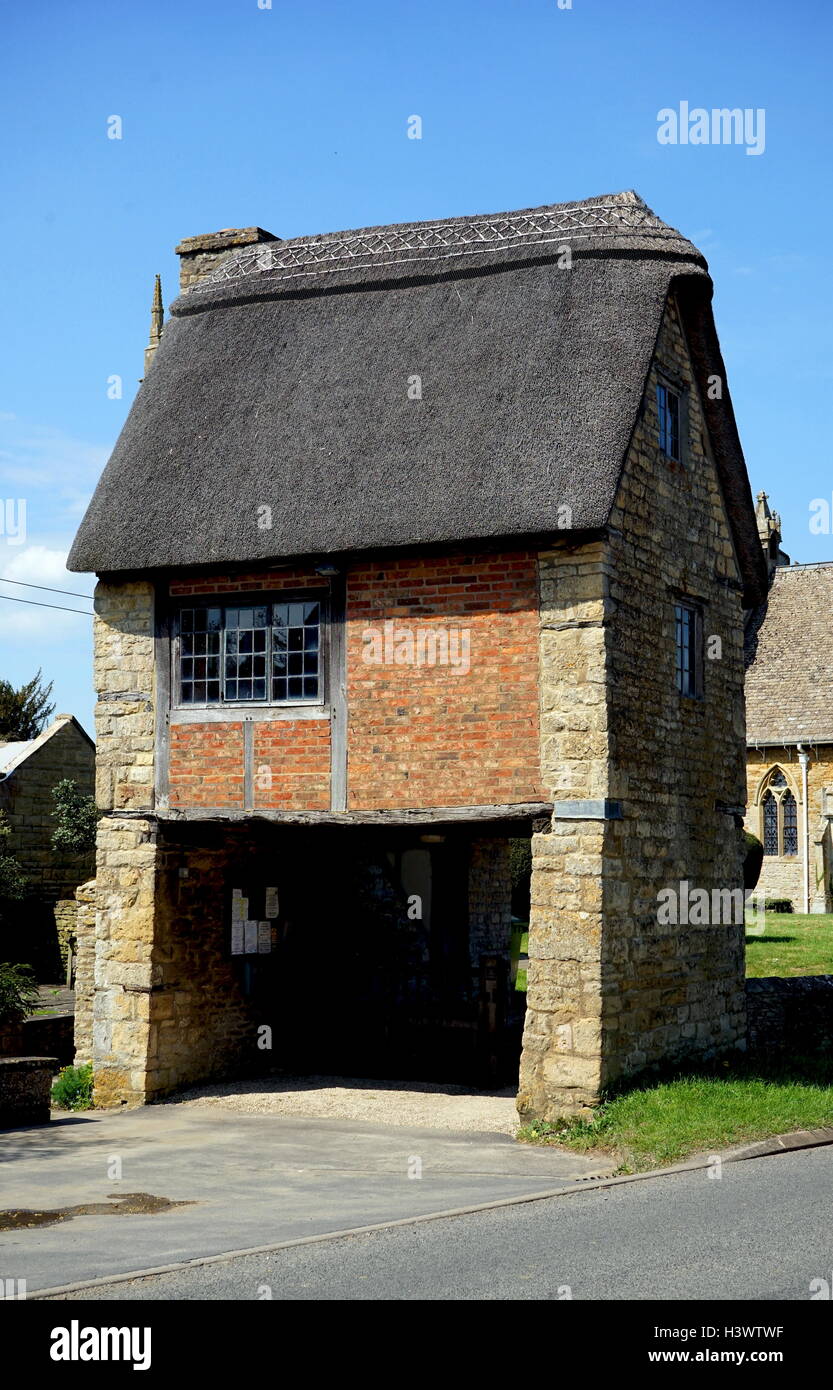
[169,1075,521,1135]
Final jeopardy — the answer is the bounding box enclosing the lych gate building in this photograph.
[68,191,767,1118]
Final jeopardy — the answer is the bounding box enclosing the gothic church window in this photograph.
[760,770,798,857]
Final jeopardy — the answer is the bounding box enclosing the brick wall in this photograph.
[161,554,543,814]
[346,552,544,809]
[253,721,330,810]
[167,569,331,812]
[169,723,245,809]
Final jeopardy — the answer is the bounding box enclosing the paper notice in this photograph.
[232,895,248,923]
[230,923,244,956]
[257,921,271,954]
[264,887,279,918]
[244,921,258,955]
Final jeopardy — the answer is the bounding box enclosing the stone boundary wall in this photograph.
[73,879,96,1067]
[54,899,78,972]
[746,975,833,1056]
[0,1015,73,1065]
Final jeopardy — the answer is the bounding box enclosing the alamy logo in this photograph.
[657,881,765,932]
[0,498,26,545]
[50,1321,151,1372]
[362,620,471,675]
[657,102,766,156]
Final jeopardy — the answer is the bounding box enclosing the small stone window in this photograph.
[760,770,798,856]
[674,601,702,698]
[657,382,681,461]
[178,598,322,706]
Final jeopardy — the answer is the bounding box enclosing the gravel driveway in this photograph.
[171,1074,521,1134]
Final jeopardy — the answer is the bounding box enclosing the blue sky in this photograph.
[1,0,830,733]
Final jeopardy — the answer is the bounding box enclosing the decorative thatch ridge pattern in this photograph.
[202,196,673,287]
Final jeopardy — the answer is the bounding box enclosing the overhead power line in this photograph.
[0,576,94,600]
[0,592,93,616]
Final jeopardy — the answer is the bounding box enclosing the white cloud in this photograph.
[0,416,109,529]
[0,545,93,642]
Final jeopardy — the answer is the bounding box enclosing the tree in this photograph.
[0,811,27,914]
[51,779,99,854]
[0,962,39,1025]
[0,670,54,740]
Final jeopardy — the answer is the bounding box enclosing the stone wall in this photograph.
[73,878,96,1067]
[519,542,611,1114]
[54,899,77,972]
[468,838,513,969]
[747,976,833,1056]
[0,716,94,898]
[93,581,155,813]
[745,746,833,911]
[88,820,275,1106]
[602,291,748,1085]
[0,1057,56,1127]
[520,291,749,1119]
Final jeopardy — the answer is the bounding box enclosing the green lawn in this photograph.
[519,1060,833,1172]
[515,916,833,1170]
[745,913,833,977]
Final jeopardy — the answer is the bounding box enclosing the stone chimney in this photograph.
[755,491,790,579]
[174,226,280,293]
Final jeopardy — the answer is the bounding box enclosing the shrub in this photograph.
[51,1064,93,1111]
[51,779,100,854]
[743,831,764,891]
[0,811,27,913]
[765,898,793,913]
[509,837,531,918]
[0,962,39,1025]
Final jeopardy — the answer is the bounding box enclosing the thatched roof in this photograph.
[746,564,833,745]
[68,191,766,602]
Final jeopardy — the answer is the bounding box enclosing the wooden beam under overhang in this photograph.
[114,802,554,829]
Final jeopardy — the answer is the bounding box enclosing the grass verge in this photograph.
[746,913,833,977]
[518,1058,833,1173]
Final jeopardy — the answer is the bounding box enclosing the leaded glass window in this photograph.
[675,601,700,697]
[782,791,798,856]
[657,382,681,461]
[178,598,322,706]
[180,607,222,704]
[272,601,321,703]
[762,792,778,856]
[761,771,799,857]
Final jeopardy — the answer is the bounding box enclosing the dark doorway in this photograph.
[228,827,523,1086]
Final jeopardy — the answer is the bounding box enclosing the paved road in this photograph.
[0,1103,608,1293]
[45,1145,833,1300]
